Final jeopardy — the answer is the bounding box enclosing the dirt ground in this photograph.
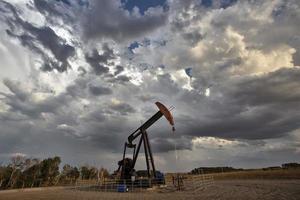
[0,179,299,200]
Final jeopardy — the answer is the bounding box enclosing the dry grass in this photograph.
[166,169,300,181]
[1,169,299,200]
[209,169,300,180]
[0,179,300,200]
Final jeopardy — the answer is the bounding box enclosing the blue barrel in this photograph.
[117,184,127,192]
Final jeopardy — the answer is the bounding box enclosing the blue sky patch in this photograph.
[55,0,71,6]
[201,0,213,7]
[219,0,237,9]
[128,41,139,53]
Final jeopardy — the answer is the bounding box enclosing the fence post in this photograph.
[140,179,142,192]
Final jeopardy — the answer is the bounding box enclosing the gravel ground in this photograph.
[0,179,299,200]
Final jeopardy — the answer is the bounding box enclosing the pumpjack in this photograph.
[116,102,175,182]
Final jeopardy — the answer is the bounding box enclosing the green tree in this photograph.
[60,164,75,184]
[71,167,80,183]
[89,167,98,179]
[80,165,98,180]
[80,166,90,179]
[39,156,61,186]
[0,166,13,189]
[22,159,41,188]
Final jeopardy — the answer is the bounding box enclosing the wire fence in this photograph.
[0,175,215,199]
[72,178,163,192]
[69,174,214,195]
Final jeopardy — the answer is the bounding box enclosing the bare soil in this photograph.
[0,179,299,200]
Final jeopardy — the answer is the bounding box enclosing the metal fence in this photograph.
[70,174,214,194]
[73,178,162,193]
[0,175,215,199]
[189,174,215,193]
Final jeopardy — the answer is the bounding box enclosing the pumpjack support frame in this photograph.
[117,102,175,180]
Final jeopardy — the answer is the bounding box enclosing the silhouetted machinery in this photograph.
[116,102,175,184]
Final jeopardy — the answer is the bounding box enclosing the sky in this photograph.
[0,0,299,172]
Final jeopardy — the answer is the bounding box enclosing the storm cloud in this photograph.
[0,0,300,171]
[81,0,168,41]
[84,44,115,75]
[0,0,75,72]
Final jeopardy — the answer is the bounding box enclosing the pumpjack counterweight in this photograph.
[116,102,175,181]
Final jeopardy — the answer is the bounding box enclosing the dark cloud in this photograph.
[109,102,135,115]
[88,84,112,96]
[78,66,87,76]
[55,0,71,6]
[33,0,66,17]
[78,115,135,152]
[65,78,88,98]
[7,25,75,72]
[178,68,300,140]
[83,109,106,123]
[3,79,29,101]
[146,73,181,96]
[85,44,115,75]
[31,0,77,25]
[114,65,124,75]
[104,73,131,84]
[0,0,18,20]
[1,1,75,72]
[224,68,300,106]
[114,75,131,83]
[81,0,168,41]
[293,51,300,66]
[137,94,156,102]
[150,137,192,153]
[201,0,237,9]
[2,79,71,118]
[182,31,203,45]
[65,75,113,98]
[31,0,167,42]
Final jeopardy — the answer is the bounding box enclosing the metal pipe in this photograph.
[145,131,156,178]
[142,130,151,178]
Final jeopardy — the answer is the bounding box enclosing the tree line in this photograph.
[190,162,300,175]
[0,155,109,190]
[190,166,243,175]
